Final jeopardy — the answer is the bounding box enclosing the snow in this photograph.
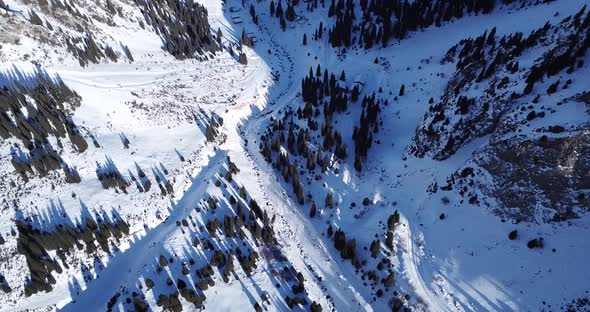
[0,0,589,311]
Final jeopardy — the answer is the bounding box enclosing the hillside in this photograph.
[0,0,588,311]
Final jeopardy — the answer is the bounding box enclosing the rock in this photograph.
[508,230,518,240]
[527,238,543,249]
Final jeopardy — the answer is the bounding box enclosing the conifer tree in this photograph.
[29,9,43,26]
[325,192,333,208]
[239,52,248,64]
[280,16,287,31]
[217,27,223,45]
[310,203,317,218]
[276,0,284,18]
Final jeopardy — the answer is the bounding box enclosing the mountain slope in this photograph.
[0,0,588,311]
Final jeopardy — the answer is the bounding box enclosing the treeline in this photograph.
[523,6,590,94]
[24,0,133,66]
[134,0,220,59]
[410,5,590,160]
[327,0,504,49]
[300,65,384,172]
[259,65,383,224]
[205,113,223,142]
[352,93,382,171]
[442,22,552,94]
[121,157,321,311]
[1,70,87,181]
[256,65,389,308]
[269,0,299,31]
[10,143,81,183]
[27,0,90,28]
[325,210,408,310]
[96,157,130,193]
[66,33,134,67]
[16,214,129,296]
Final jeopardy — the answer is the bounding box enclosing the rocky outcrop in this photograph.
[478,132,590,222]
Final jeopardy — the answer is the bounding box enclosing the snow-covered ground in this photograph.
[0,0,589,311]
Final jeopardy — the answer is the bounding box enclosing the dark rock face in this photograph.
[478,133,590,222]
[411,9,590,223]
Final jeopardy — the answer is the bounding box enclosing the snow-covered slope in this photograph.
[0,0,588,311]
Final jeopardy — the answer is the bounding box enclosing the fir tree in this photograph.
[280,16,287,30]
[217,27,223,45]
[239,52,248,65]
[310,203,317,217]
